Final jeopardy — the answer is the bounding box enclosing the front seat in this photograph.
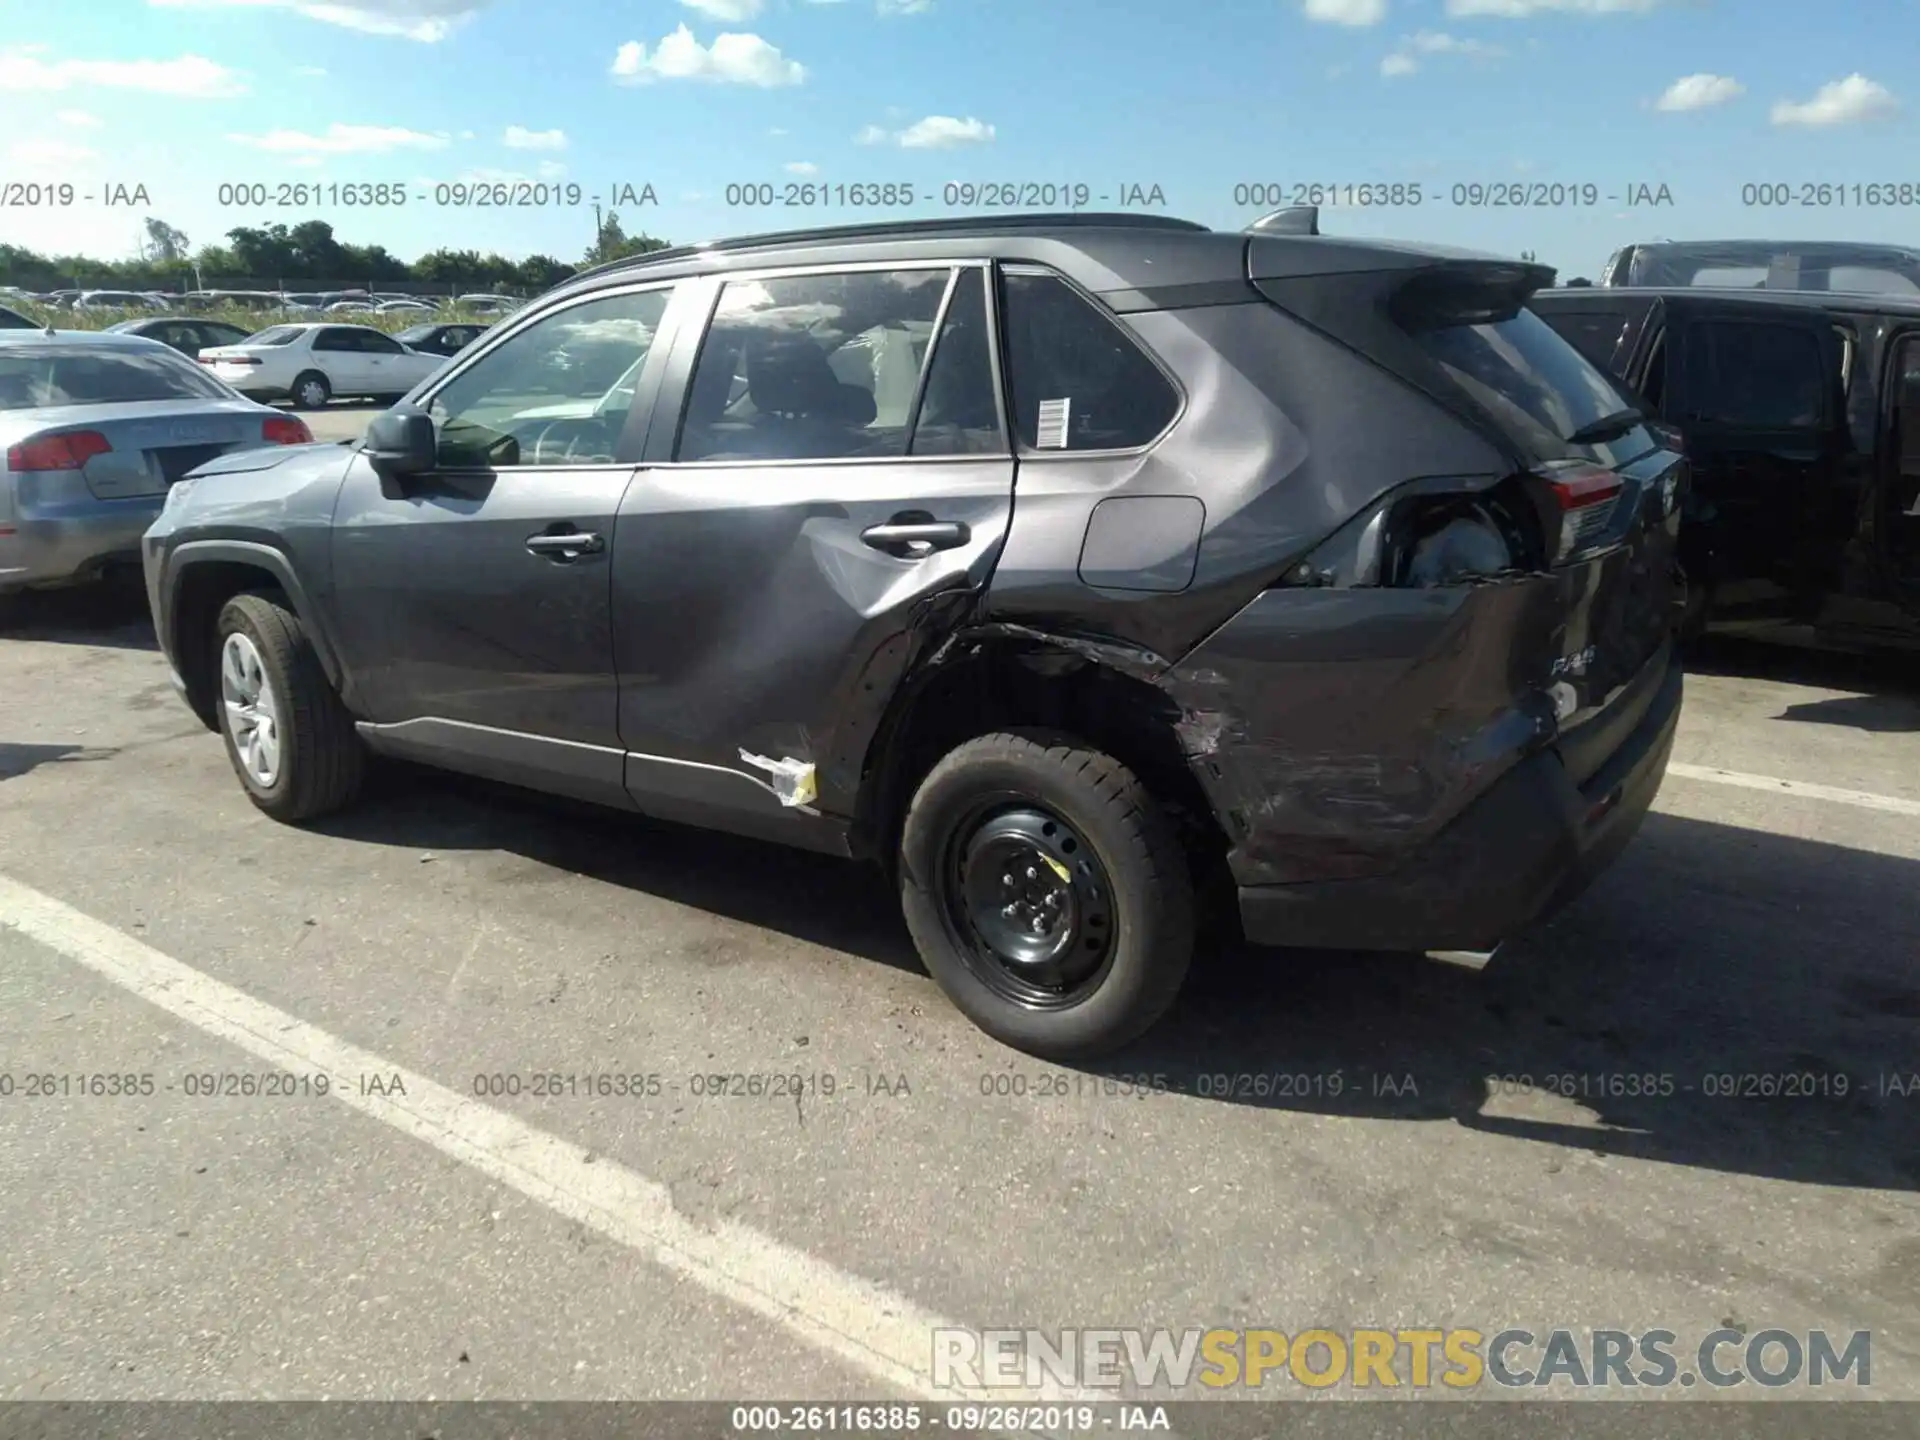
[742,333,875,457]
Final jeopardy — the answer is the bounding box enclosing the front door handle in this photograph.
[526,529,604,561]
[861,518,970,558]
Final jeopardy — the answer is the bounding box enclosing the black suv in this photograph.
[1533,284,1920,649]
[143,211,1687,1059]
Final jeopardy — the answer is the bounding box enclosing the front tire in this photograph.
[214,592,365,822]
[898,731,1195,1060]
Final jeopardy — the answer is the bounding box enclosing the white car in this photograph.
[196,322,449,408]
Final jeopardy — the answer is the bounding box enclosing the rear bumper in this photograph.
[0,494,163,594]
[1238,656,1682,951]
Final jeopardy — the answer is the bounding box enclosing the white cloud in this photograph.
[54,108,103,128]
[785,160,819,175]
[1654,73,1742,112]
[1304,0,1386,25]
[228,122,452,153]
[537,159,566,179]
[768,126,788,136]
[610,26,804,86]
[293,64,327,76]
[680,0,761,18]
[0,48,246,97]
[878,0,934,12]
[1771,74,1898,127]
[503,125,567,150]
[6,138,100,169]
[146,0,489,42]
[1381,30,1502,75]
[1445,0,1660,12]
[855,114,994,148]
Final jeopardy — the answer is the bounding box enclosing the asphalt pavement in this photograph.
[1,422,1917,1412]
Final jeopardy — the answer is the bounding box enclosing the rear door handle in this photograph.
[526,530,604,560]
[860,519,970,558]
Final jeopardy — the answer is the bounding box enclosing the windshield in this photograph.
[395,326,436,343]
[0,346,232,409]
[1408,306,1647,464]
[242,326,303,346]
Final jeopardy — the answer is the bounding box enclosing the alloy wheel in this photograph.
[220,631,282,787]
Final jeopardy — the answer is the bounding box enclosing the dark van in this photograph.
[1532,284,1920,650]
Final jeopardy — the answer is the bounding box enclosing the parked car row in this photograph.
[0,286,523,318]
[101,316,491,371]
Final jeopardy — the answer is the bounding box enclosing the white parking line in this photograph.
[1665,762,1920,819]
[0,873,1097,1409]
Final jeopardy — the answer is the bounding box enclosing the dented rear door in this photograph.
[611,263,1013,850]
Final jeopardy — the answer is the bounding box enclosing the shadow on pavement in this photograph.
[319,764,1920,1193]
[0,572,158,651]
[1685,634,1919,697]
[1774,691,1920,734]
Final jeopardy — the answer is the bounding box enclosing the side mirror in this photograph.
[364,408,436,475]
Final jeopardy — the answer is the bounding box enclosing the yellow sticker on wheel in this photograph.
[1041,854,1072,884]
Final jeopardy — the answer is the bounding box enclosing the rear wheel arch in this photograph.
[168,543,346,728]
[853,633,1229,882]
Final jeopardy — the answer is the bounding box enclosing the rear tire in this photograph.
[898,730,1195,1060]
[213,591,365,822]
[291,371,331,409]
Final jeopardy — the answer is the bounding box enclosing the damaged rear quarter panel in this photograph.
[1167,577,1568,887]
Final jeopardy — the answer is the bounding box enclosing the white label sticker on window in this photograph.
[1035,396,1071,450]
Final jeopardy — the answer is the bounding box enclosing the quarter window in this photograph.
[426,288,671,468]
[1676,322,1827,429]
[999,270,1178,451]
[675,267,952,462]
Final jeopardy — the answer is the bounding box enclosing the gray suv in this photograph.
[143,211,1688,1059]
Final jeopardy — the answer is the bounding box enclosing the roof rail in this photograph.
[1244,205,1319,237]
[568,211,1213,285]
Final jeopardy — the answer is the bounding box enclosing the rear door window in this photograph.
[674,267,952,463]
[1674,321,1827,429]
[911,268,1004,456]
[998,269,1179,451]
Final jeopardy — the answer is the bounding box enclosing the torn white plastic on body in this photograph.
[739,750,819,808]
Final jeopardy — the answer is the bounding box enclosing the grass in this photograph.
[5,302,510,335]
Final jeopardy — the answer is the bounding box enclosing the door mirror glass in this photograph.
[364,408,436,474]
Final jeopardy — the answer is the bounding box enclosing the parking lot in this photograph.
[2,399,1918,1408]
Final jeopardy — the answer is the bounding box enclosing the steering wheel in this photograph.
[528,419,610,465]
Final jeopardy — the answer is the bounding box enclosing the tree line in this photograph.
[0,213,670,294]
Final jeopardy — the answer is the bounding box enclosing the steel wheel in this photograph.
[219,630,282,788]
[940,800,1118,1008]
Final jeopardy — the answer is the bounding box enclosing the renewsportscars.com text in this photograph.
[932,1327,1872,1391]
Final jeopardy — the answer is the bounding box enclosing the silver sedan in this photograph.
[0,330,313,596]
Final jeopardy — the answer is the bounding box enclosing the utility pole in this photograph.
[592,202,603,260]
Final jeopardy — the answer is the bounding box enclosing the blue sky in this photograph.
[1,0,1916,279]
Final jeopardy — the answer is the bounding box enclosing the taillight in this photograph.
[7,430,112,471]
[1540,461,1625,564]
[263,415,312,445]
